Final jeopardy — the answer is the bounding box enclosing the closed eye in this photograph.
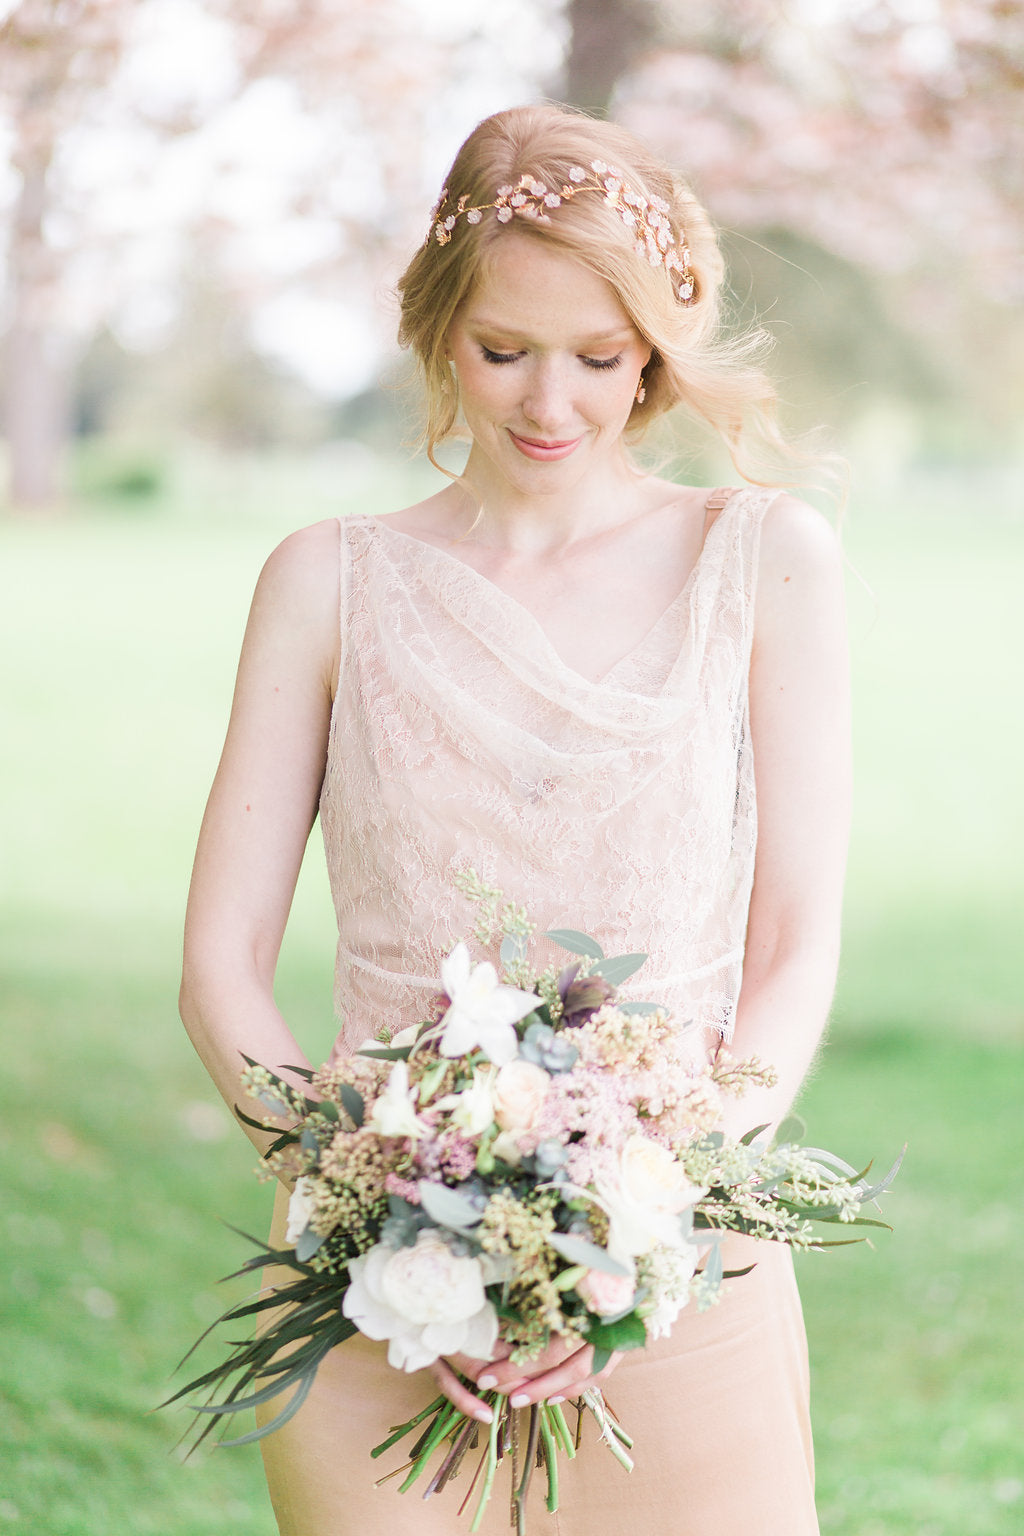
[481,346,523,365]
[581,353,624,371]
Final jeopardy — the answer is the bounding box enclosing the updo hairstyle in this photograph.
[398,103,806,486]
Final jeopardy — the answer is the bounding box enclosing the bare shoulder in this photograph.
[257,517,340,597]
[753,493,845,657]
[758,492,842,584]
[244,519,341,688]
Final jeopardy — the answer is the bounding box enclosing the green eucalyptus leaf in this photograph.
[418,1181,483,1231]
[740,1123,772,1146]
[258,1092,292,1118]
[339,1083,364,1127]
[295,1227,325,1262]
[547,1233,631,1276]
[545,929,605,961]
[590,953,647,985]
[356,1045,412,1062]
[616,1001,661,1016]
[773,1114,806,1146]
[590,1346,612,1375]
[702,1242,724,1290]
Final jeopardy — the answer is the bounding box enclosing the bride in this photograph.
[179,103,848,1534]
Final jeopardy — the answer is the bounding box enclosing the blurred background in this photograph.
[1,2,1021,1533]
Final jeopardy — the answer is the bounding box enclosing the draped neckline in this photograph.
[349,497,737,690]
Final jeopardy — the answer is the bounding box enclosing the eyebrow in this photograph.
[464,319,635,346]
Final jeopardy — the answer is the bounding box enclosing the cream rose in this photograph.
[620,1134,704,1215]
[343,1230,499,1372]
[597,1133,706,1260]
[493,1059,550,1132]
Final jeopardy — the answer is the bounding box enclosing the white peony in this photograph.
[436,1067,497,1137]
[493,1059,550,1132]
[437,943,540,1066]
[596,1133,706,1260]
[366,1060,429,1139]
[343,1230,499,1372]
[285,1175,316,1246]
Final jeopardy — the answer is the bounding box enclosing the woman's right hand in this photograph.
[431,1334,621,1422]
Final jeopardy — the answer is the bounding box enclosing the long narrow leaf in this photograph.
[215,1367,319,1447]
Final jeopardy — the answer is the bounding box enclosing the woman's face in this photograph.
[445,233,651,500]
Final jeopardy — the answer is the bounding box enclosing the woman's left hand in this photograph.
[435,1335,621,1416]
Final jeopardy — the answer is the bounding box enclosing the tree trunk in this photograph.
[3,139,69,513]
[561,0,659,117]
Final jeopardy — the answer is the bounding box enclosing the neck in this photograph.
[451,446,645,555]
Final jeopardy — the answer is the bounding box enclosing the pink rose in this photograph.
[578,1267,636,1317]
[493,1060,550,1132]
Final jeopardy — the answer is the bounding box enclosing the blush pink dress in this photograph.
[258,488,820,1536]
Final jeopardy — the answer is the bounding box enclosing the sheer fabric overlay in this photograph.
[319,487,780,1060]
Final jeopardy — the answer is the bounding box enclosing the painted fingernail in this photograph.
[510,1393,530,1408]
[477,1375,498,1389]
[549,1395,565,1405]
[475,1406,494,1423]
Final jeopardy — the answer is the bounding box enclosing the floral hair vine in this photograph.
[430,160,696,304]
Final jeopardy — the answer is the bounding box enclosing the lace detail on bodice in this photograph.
[319,488,779,1058]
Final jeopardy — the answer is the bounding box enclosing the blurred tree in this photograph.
[0,0,560,512]
[603,0,1024,440]
[562,0,658,116]
[0,0,134,512]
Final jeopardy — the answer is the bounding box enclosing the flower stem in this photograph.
[469,1395,503,1533]
[548,1402,576,1459]
[370,1392,448,1459]
[538,1405,560,1513]
[398,1401,462,1493]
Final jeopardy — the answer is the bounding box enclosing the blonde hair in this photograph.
[397,103,827,489]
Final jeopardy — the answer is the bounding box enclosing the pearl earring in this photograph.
[635,374,646,404]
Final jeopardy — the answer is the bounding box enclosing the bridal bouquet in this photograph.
[169,873,899,1533]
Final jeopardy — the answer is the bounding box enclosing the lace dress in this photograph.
[259,488,819,1536]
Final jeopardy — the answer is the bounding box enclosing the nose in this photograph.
[521,358,573,436]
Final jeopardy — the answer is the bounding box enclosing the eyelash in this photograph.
[480,347,624,372]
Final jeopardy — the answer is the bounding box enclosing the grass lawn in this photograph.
[1,454,1022,1534]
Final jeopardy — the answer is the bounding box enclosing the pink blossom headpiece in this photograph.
[429,160,696,304]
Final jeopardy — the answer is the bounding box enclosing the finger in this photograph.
[505,1346,595,1407]
[430,1357,494,1423]
[508,1348,623,1407]
[475,1337,576,1394]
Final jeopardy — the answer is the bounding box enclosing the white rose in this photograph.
[620,1134,705,1215]
[285,1175,316,1246]
[596,1133,706,1260]
[366,1060,429,1140]
[343,1230,499,1372]
[493,1059,550,1132]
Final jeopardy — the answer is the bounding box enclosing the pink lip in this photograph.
[508,431,583,462]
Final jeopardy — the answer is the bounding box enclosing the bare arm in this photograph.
[717,494,852,1137]
[179,520,341,1158]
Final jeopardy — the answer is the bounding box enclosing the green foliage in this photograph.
[0,463,1021,1532]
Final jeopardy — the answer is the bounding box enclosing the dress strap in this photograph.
[700,486,739,544]
[334,515,353,692]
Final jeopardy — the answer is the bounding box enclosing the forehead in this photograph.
[458,232,636,341]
